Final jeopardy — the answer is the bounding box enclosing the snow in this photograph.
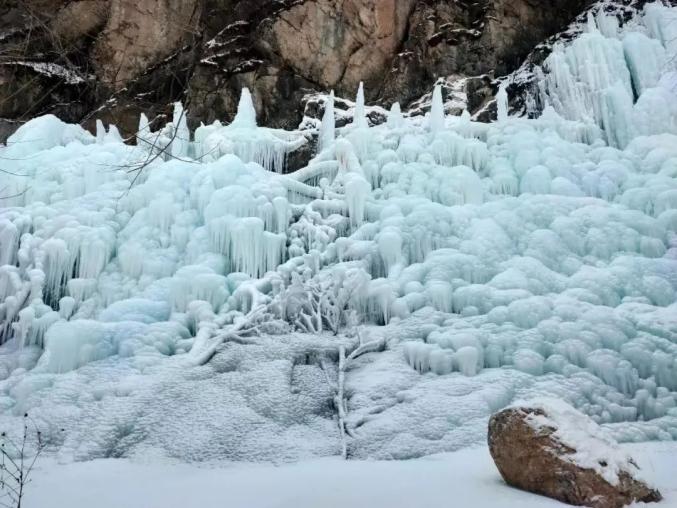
[25,442,677,508]
[0,1,676,467]
[6,61,87,84]
[517,398,651,486]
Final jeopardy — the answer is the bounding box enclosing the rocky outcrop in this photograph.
[51,1,109,46]
[267,0,416,94]
[488,401,662,508]
[0,0,595,140]
[381,0,591,108]
[92,0,201,88]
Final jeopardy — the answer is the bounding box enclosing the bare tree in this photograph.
[278,268,368,336]
[321,332,386,459]
[0,414,45,508]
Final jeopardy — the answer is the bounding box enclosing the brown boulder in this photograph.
[488,400,662,508]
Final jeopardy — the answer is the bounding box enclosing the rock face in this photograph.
[91,0,201,88]
[488,401,662,508]
[0,0,593,140]
[268,0,416,94]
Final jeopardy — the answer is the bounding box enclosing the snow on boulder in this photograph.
[488,399,662,508]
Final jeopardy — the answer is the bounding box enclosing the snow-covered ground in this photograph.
[0,0,676,484]
[25,442,677,508]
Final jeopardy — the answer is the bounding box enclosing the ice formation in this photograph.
[192,87,308,172]
[496,82,509,123]
[0,2,676,463]
[318,91,336,153]
[429,84,446,133]
[538,3,677,147]
[353,82,369,129]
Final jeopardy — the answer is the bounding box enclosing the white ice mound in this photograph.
[0,1,676,463]
[4,114,94,157]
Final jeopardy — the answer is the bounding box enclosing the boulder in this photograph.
[488,399,662,508]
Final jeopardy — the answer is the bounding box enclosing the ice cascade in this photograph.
[0,3,676,462]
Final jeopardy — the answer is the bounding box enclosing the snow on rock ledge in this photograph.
[488,399,662,508]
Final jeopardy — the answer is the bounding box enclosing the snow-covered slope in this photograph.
[0,2,676,463]
[24,442,677,508]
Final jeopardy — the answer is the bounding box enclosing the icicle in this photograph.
[354,82,368,129]
[272,196,290,234]
[387,102,404,129]
[455,347,481,376]
[171,102,189,159]
[106,125,124,144]
[623,32,666,97]
[78,238,109,279]
[67,278,97,304]
[232,88,257,128]
[496,83,509,123]
[137,113,151,146]
[335,138,363,176]
[15,306,35,347]
[194,120,223,160]
[59,296,75,319]
[344,173,371,226]
[319,91,335,152]
[599,83,635,148]
[0,220,19,266]
[378,227,402,276]
[40,239,70,307]
[429,132,488,172]
[426,280,453,313]
[596,11,619,39]
[429,84,446,133]
[96,120,106,144]
[457,109,473,137]
[586,11,598,33]
[226,218,286,278]
[539,23,635,140]
[404,342,434,374]
[368,279,394,325]
[138,113,150,135]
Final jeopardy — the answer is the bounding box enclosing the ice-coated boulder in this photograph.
[488,399,662,508]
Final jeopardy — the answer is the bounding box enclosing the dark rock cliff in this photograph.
[0,0,593,140]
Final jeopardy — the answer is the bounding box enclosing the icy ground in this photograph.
[24,442,677,508]
[0,2,677,464]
